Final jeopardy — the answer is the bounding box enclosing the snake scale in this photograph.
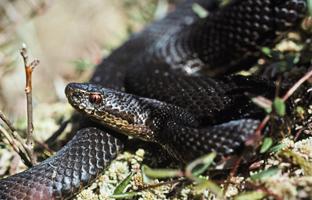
[0,0,308,199]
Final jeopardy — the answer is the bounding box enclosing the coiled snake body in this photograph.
[0,0,308,199]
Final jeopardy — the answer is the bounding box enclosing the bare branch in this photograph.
[282,69,312,101]
[20,43,39,166]
[0,123,32,167]
[0,125,20,157]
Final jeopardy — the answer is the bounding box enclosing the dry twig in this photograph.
[19,43,39,166]
[0,123,31,167]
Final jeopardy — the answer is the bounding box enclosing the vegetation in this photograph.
[0,0,312,199]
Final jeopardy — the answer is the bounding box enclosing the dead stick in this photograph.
[0,110,16,132]
[282,69,312,101]
[0,110,32,167]
[0,125,32,167]
[0,125,21,158]
[20,43,39,166]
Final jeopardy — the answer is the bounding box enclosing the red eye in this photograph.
[89,94,101,104]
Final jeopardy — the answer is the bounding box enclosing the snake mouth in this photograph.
[65,83,80,106]
[65,83,74,99]
[65,83,90,110]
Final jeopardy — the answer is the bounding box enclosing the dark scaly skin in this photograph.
[123,0,307,77]
[65,78,290,166]
[126,74,278,125]
[0,0,307,199]
[90,0,221,90]
[0,128,122,200]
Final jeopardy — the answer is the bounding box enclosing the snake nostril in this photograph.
[65,85,70,95]
[65,83,76,96]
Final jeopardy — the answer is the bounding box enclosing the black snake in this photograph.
[0,0,309,199]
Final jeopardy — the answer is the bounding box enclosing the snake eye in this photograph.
[89,94,101,104]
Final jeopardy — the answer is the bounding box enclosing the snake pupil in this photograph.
[90,94,101,104]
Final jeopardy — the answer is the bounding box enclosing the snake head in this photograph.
[65,82,157,141]
[65,82,105,116]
